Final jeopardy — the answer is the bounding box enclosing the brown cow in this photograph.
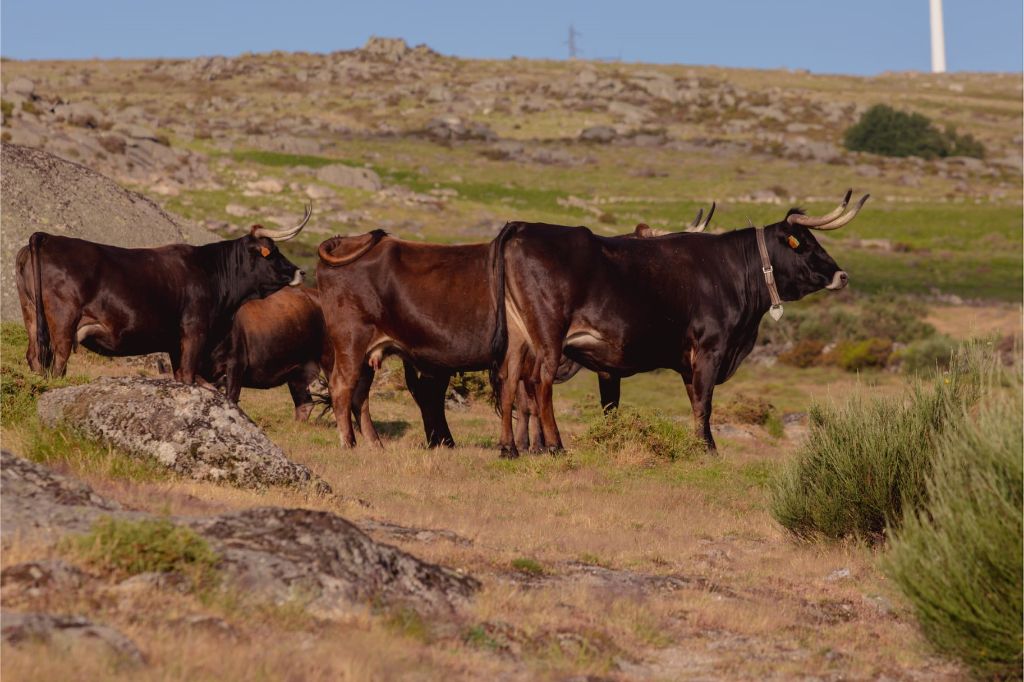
[16,207,310,382]
[490,192,865,457]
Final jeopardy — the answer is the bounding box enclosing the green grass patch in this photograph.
[575,407,704,461]
[63,516,219,588]
[510,557,545,576]
[770,343,992,541]
[231,149,342,169]
[883,380,1022,677]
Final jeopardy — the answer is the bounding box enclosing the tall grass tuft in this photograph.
[882,383,1022,678]
[770,344,992,541]
[576,407,704,461]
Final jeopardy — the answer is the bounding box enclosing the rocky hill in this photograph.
[0,144,215,320]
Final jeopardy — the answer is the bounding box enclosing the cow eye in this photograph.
[787,235,801,249]
[259,246,271,258]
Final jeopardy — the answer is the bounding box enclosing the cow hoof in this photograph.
[546,446,565,456]
[499,445,520,460]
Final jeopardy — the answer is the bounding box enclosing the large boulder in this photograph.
[36,377,330,493]
[1,144,216,321]
[315,164,383,191]
[0,451,479,616]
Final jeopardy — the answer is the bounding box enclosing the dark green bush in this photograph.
[829,337,893,371]
[770,344,990,540]
[720,394,776,425]
[576,408,703,461]
[895,335,957,375]
[844,104,984,159]
[883,386,1021,677]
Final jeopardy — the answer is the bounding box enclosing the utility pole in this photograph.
[930,0,947,73]
[566,24,582,60]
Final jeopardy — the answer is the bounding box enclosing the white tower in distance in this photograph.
[930,0,947,73]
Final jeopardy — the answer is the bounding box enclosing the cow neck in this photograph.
[754,226,784,321]
[198,241,248,313]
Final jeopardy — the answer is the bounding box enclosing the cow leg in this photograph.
[329,361,360,448]
[684,381,699,430]
[689,353,721,452]
[403,363,454,448]
[534,355,564,453]
[288,379,314,422]
[175,329,207,385]
[46,307,79,378]
[351,365,381,446]
[598,375,621,413]
[497,345,525,459]
[514,381,531,451]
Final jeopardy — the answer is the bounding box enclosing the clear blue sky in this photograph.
[2,0,1021,75]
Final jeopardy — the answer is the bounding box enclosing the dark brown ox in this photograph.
[316,232,500,448]
[315,205,716,451]
[490,191,867,457]
[15,206,311,382]
[514,204,716,451]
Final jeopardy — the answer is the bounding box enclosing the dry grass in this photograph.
[0,345,969,680]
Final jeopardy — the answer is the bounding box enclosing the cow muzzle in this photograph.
[825,270,849,290]
[289,269,304,286]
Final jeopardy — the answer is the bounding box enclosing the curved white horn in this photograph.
[685,201,716,233]
[252,203,312,242]
[787,190,852,227]
[809,194,870,231]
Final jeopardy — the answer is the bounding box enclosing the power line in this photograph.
[565,24,582,60]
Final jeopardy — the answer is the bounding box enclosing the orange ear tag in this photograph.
[260,246,271,257]
[787,235,800,249]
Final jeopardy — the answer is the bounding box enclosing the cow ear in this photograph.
[250,224,263,237]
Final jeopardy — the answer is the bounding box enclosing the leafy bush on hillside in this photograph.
[576,408,704,461]
[770,344,990,540]
[844,104,985,159]
[883,386,1022,678]
[829,337,893,371]
[893,335,957,375]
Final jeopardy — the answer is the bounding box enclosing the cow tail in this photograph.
[29,233,55,376]
[488,222,516,413]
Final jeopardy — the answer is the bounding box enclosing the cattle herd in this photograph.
[16,190,868,458]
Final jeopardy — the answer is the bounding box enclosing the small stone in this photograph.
[826,567,851,582]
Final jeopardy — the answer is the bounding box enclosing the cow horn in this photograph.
[689,208,704,228]
[807,193,870,231]
[252,203,312,241]
[786,190,853,227]
[685,202,716,233]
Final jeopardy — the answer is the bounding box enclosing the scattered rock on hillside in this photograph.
[0,451,479,616]
[0,144,216,321]
[6,77,36,97]
[424,117,496,142]
[190,507,480,616]
[36,377,330,493]
[1,612,146,665]
[0,450,123,542]
[1,560,90,600]
[579,125,617,144]
[316,164,383,191]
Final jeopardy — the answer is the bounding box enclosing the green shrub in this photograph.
[64,516,219,587]
[576,408,704,461]
[844,104,984,159]
[510,557,545,576]
[770,345,990,540]
[896,335,957,375]
[720,394,775,425]
[829,337,893,371]
[883,386,1022,677]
